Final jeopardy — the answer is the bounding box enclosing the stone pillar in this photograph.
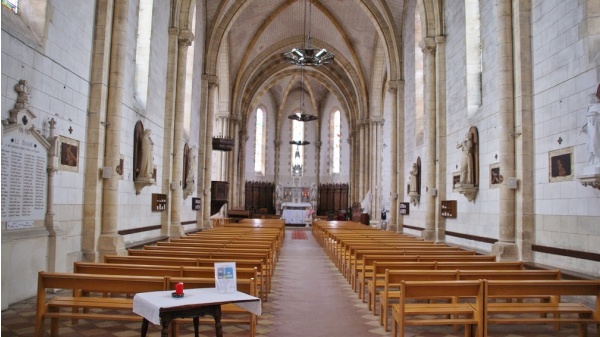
[45,119,67,272]
[387,81,399,231]
[347,131,356,204]
[98,0,128,257]
[82,0,113,262]
[434,35,447,243]
[170,31,193,238]
[202,75,219,228]
[396,80,406,233]
[238,125,248,208]
[370,118,384,224]
[229,115,241,207]
[420,37,437,241]
[358,121,366,198]
[492,0,519,260]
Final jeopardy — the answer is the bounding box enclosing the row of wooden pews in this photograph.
[35,219,284,337]
[312,220,600,337]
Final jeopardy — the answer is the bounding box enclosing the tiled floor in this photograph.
[1,229,596,336]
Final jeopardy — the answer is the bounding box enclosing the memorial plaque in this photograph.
[1,133,47,221]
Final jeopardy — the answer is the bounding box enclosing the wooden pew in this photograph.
[364,257,502,311]
[104,255,199,266]
[35,272,167,337]
[74,262,183,277]
[391,280,484,337]
[484,280,600,337]
[378,269,562,332]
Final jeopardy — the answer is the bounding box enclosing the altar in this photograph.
[280,202,312,226]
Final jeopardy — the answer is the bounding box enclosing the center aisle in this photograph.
[262,228,387,337]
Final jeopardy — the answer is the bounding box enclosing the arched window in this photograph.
[134,0,154,109]
[465,0,482,116]
[330,109,341,174]
[414,8,424,145]
[291,118,304,175]
[2,0,18,12]
[254,107,266,174]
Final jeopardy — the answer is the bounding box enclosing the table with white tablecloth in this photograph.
[133,288,261,337]
[280,202,312,225]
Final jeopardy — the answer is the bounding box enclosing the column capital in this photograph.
[202,74,219,88]
[387,80,398,93]
[178,29,194,47]
[419,37,436,54]
[370,117,385,126]
[435,35,446,44]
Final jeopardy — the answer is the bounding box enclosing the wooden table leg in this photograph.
[141,318,149,337]
[193,316,199,337]
[214,305,223,337]
[160,317,170,337]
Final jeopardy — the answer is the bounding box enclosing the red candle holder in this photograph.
[172,282,184,298]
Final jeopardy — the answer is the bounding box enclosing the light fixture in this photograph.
[290,140,310,146]
[283,0,334,67]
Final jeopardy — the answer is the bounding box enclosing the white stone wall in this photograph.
[530,0,600,275]
[1,1,96,308]
[442,0,501,252]
[118,0,171,245]
[402,0,427,232]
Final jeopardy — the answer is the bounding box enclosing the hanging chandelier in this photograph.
[283,0,334,67]
[289,140,310,146]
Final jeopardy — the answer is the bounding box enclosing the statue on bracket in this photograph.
[133,121,155,194]
[183,144,196,199]
[577,85,600,189]
[454,126,479,201]
[408,157,421,206]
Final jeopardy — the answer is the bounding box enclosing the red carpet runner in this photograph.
[291,230,308,240]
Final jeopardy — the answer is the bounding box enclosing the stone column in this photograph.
[170,31,193,238]
[396,80,406,233]
[492,0,519,260]
[387,81,399,230]
[202,75,219,228]
[238,125,248,208]
[420,37,437,241]
[82,0,113,262]
[347,131,356,204]
[45,119,67,272]
[370,118,384,223]
[98,0,128,257]
[435,35,447,243]
[229,115,241,207]
[358,121,366,198]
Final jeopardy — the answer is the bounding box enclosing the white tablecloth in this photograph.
[281,209,308,224]
[133,288,262,325]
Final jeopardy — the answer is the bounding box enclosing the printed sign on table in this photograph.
[214,262,236,293]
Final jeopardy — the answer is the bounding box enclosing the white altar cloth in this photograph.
[280,202,312,224]
[133,288,261,325]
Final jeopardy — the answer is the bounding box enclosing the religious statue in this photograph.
[581,93,600,167]
[309,183,318,202]
[138,129,154,179]
[456,132,474,184]
[185,147,196,186]
[409,163,418,193]
[276,183,283,204]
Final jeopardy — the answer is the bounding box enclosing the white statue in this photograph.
[310,183,318,202]
[409,163,418,193]
[276,183,283,204]
[456,132,474,184]
[139,129,154,179]
[581,93,600,167]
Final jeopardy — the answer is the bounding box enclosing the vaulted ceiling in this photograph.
[202,0,407,125]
